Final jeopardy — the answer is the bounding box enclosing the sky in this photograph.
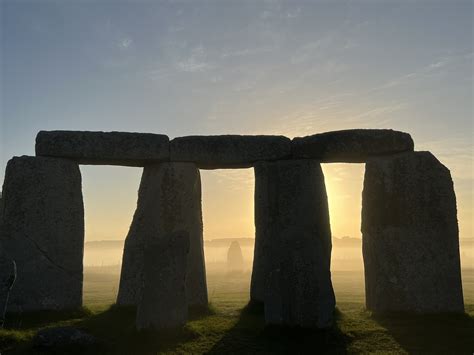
[1,1,473,247]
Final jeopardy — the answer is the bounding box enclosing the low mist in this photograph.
[83,237,367,272]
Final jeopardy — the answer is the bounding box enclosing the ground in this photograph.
[0,268,473,354]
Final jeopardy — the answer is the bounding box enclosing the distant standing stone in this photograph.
[36,130,169,166]
[136,232,189,330]
[170,135,291,168]
[0,156,84,312]
[117,162,207,308]
[292,129,414,162]
[362,151,464,313]
[253,159,335,328]
[227,241,244,272]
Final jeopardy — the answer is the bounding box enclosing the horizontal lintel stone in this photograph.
[292,129,414,163]
[170,135,292,169]
[35,131,169,166]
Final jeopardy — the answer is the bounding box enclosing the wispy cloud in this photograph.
[148,67,173,81]
[220,46,274,59]
[118,37,132,50]
[366,53,469,94]
[286,7,301,19]
[177,59,211,73]
[176,46,212,73]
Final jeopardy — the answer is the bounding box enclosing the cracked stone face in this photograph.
[136,231,189,330]
[0,253,16,321]
[362,151,464,313]
[117,162,207,308]
[0,156,84,312]
[253,159,335,328]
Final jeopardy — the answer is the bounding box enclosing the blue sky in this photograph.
[1,1,473,244]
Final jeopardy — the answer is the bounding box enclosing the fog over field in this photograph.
[84,236,474,274]
[82,236,474,312]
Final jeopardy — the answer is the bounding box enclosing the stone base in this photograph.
[136,232,189,330]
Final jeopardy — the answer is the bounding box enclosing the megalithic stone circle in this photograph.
[117,162,207,308]
[0,128,463,320]
[253,159,336,328]
[0,156,84,312]
[362,151,464,313]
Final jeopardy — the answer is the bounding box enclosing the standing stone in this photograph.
[252,160,335,328]
[0,156,84,311]
[227,241,244,272]
[136,232,189,330]
[362,151,464,313]
[117,162,207,308]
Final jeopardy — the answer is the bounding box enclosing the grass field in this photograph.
[0,267,473,354]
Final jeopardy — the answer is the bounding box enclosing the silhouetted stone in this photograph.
[136,232,189,330]
[170,135,291,168]
[33,327,96,349]
[0,156,84,311]
[362,151,464,313]
[227,241,244,272]
[0,254,16,326]
[117,162,207,308]
[253,159,335,327]
[292,129,414,162]
[36,130,169,166]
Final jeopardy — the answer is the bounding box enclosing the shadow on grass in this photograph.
[75,305,199,354]
[207,302,351,354]
[4,307,92,330]
[2,303,353,354]
[372,311,474,354]
[3,305,200,354]
[188,303,217,321]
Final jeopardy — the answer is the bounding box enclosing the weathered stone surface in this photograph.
[117,162,207,307]
[170,135,291,169]
[33,327,96,349]
[252,160,335,327]
[136,232,189,330]
[36,130,169,166]
[0,254,16,325]
[292,129,414,162]
[362,151,464,313]
[0,156,84,312]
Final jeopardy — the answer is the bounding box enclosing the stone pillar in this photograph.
[362,151,464,313]
[253,160,335,328]
[0,156,84,312]
[117,162,207,308]
[136,231,189,330]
